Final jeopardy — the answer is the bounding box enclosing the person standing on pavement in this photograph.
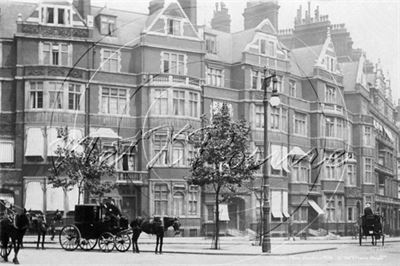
[287,219,295,241]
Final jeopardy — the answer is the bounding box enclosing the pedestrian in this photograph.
[287,219,295,241]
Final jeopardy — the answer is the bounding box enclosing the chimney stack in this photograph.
[211,2,231,33]
[243,0,280,30]
[178,0,197,27]
[149,0,164,15]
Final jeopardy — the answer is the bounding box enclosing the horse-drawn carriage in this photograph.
[59,204,131,252]
[358,213,385,246]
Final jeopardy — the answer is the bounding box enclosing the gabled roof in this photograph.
[205,18,281,64]
[144,1,200,40]
[289,45,323,77]
[0,1,37,38]
[91,6,148,46]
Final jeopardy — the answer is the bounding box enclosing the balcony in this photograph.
[116,170,147,184]
[148,73,201,89]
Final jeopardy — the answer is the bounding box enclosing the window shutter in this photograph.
[38,42,43,64]
[68,44,73,66]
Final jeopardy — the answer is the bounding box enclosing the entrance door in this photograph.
[121,196,137,221]
[228,198,246,231]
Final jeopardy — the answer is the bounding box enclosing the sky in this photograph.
[23,0,399,103]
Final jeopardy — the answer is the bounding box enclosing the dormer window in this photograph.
[100,16,116,36]
[325,56,336,72]
[205,34,217,54]
[40,6,71,26]
[260,39,276,56]
[166,18,181,36]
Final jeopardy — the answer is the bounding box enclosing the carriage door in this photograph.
[119,185,138,221]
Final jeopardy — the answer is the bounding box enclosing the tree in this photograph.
[187,103,259,249]
[48,131,115,210]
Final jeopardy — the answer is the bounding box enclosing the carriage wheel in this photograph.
[98,232,115,252]
[358,228,362,246]
[79,238,97,251]
[115,233,131,252]
[0,241,12,258]
[59,225,80,251]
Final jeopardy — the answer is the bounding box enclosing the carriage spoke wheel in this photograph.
[79,238,97,251]
[59,225,80,251]
[98,232,115,252]
[115,233,131,252]
[0,242,12,258]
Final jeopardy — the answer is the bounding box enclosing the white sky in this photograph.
[55,0,400,103]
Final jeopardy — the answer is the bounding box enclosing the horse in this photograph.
[0,211,30,264]
[130,217,180,254]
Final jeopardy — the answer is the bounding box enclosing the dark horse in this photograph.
[130,217,180,254]
[0,211,30,264]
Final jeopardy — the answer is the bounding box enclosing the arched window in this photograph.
[173,192,184,217]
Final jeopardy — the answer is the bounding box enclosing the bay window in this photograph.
[173,90,185,116]
[152,89,168,115]
[151,88,200,118]
[29,82,43,109]
[48,82,64,109]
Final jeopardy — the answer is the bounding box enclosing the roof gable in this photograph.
[255,18,277,35]
[315,29,341,74]
[144,1,200,40]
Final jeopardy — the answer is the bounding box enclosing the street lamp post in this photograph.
[261,67,280,253]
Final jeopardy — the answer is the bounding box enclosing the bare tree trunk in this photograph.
[214,187,220,250]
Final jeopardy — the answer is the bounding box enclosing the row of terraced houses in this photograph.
[1,0,400,237]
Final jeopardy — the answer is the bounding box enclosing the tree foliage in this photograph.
[187,103,259,249]
[48,132,115,203]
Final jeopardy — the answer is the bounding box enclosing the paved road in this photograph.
[6,242,399,266]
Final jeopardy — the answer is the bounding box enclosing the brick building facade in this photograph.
[0,0,399,237]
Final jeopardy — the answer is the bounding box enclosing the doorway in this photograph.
[228,197,246,231]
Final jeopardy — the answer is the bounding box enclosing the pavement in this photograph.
[19,234,400,256]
